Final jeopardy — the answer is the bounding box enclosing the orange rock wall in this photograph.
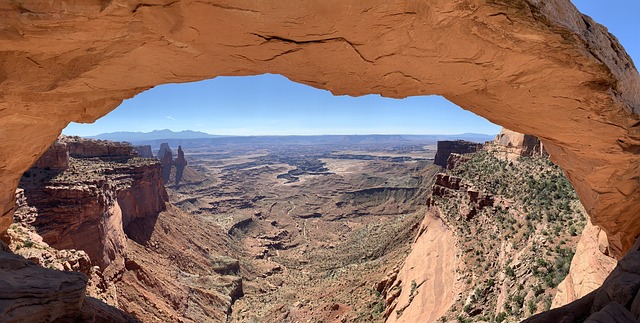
[0,0,639,256]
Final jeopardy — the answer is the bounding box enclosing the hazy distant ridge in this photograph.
[87,129,495,146]
[89,129,225,142]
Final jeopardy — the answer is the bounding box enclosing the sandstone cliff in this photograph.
[433,140,482,168]
[133,145,154,158]
[0,0,639,259]
[9,137,243,322]
[17,137,168,268]
[385,142,589,322]
[552,220,617,308]
[525,235,640,322]
[488,128,548,162]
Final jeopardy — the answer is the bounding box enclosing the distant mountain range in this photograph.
[85,130,495,147]
[88,129,226,143]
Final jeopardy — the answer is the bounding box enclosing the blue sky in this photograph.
[63,0,639,137]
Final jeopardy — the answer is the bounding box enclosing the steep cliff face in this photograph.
[380,210,458,323]
[433,140,482,168]
[489,128,548,161]
[133,145,154,158]
[10,137,242,322]
[17,137,168,268]
[0,0,639,258]
[525,235,640,322]
[384,140,590,322]
[552,220,617,308]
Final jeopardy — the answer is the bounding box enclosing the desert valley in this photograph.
[3,128,633,322]
[1,0,640,322]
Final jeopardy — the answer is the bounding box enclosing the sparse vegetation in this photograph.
[434,150,586,322]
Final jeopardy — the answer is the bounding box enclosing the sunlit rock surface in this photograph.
[0,0,638,256]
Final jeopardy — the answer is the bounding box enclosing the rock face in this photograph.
[32,141,69,170]
[433,140,482,168]
[158,144,192,186]
[157,143,173,163]
[0,0,639,257]
[0,250,89,322]
[159,143,174,183]
[489,128,548,161]
[525,236,640,323]
[552,220,617,308]
[17,137,168,268]
[429,173,494,220]
[133,145,154,158]
[174,146,187,185]
[380,210,457,323]
[61,136,135,159]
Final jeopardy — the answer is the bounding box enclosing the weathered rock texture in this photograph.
[0,0,638,268]
[17,137,168,268]
[0,250,89,322]
[433,140,482,168]
[62,136,135,159]
[489,127,548,161]
[32,141,69,170]
[429,173,494,220]
[133,145,154,158]
[525,236,640,323]
[380,210,458,323]
[553,220,617,308]
[174,145,187,185]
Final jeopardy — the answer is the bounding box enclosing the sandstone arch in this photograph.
[0,0,639,257]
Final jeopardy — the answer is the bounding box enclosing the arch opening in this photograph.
[21,74,596,319]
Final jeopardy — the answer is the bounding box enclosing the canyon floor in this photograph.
[165,137,441,322]
[7,134,599,322]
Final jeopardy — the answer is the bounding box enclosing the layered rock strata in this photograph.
[0,0,639,256]
[17,137,168,268]
[489,128,548,161]
[433,140,482,168]
[133,145,154,158]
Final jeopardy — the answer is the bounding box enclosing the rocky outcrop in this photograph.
[0,250,89,322]
[133,145,154,158]
[429,173,493,220]
[61,136,135,159]
[159,143,174,184]
[553,220,617,308]
[158,144,193,186]
[158,143,173,163]
[32,141,69,170]
[489,128,548,161]
[17,137,168,268]
[175,145,187,186]
[433,140,482,168]
[525,236,640,323]
[446,153,470,171]
[380,209,457,323]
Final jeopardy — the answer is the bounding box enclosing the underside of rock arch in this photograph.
[0,0,639,257]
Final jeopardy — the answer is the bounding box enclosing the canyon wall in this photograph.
[17,136,168,268]
[489,128,548,161]
[0,0,638,256]
[433,140,483,168]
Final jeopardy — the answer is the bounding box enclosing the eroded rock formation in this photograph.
[525,236,640,322]
[17,137,168,268]
[0,0,638,257]
[133,145,154,158]
[433,140,483,168]
[489,128,548,161]
[174,145,187,185]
